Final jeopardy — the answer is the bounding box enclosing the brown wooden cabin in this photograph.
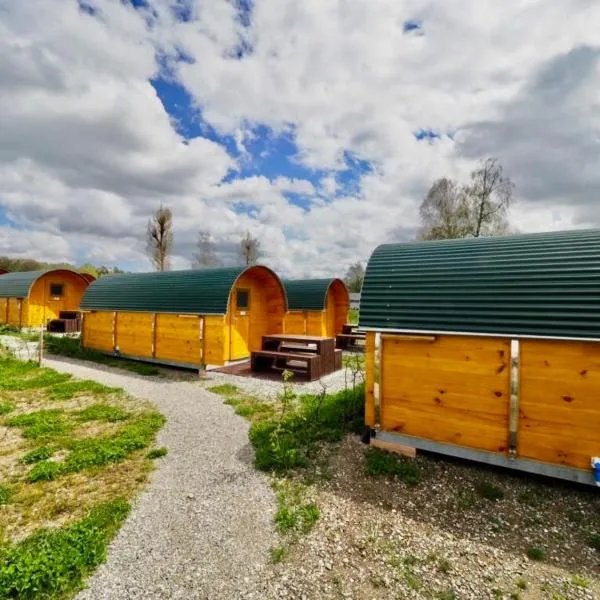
[80,265,287,368]
[361,230,600,486]
[283,278,350,337]
[0,269,91,329]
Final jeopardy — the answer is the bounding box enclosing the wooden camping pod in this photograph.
[80,265,287,368]
[361,230,600,486]
[283,278,350,337]
[0,269,90,328]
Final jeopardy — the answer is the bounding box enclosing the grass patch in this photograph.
[21,447,54,464]
[0,498,130,600]
[27,412,165,482]
[475,481,505,502]
[269,545,287,563]
[208,383,240,396]
[0,369,72,391]
[249,385,364,473]
[44,336,160,377]
[224,396,276,422]
[6,409,73,440]
[363,447,420,485]
[77,403,129,423]
[274,481,320,535]
[0,402,15,415]
[49,379,121,401]
[146,447,168,459]
[526,546,545,561]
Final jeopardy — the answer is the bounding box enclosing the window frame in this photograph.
[236,288,250,311]
[49,283,64,299]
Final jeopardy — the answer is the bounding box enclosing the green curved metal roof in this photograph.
[81,266,276,315]
[0,270,79,299]
[283,278,346,311]
[360,229,600,340]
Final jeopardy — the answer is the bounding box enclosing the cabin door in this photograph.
[229,288,251,360]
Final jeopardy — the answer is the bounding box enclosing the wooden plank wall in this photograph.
[519,339,600,470]
[7,299,22,328]
[155,314,201,365]
[0,298,7,324]
[306,311,326,336]
[116,312,153,357]
[380,335,511,453]
[83,312,114,352]
[284,311,307,335]
[365,332,376,426]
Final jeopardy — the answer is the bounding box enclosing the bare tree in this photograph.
[418,178,470,240]
[146,205,173,271]
[418,159,515,240]
[239,231,261,266]
[193,230,220,268]
[344,262,365,292]
[464,157,515,237]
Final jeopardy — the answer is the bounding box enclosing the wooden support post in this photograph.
[508,339,520,457]
[198,315,206,378]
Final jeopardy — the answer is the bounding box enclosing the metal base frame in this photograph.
[374,430,597,487]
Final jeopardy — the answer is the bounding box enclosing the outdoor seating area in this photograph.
[251,334,342,381]
[47,311,82,333]
[335,323,366,350]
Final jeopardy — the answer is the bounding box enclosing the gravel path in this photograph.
[44,356,277,600]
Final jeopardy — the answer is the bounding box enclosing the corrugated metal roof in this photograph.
[81,266,271,315]
[0,270,58,299]
[283,278,343,311]
[359,229,600,340]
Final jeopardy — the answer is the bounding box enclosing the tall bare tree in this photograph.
[418,158,515,240]
[193,230,220,268]
[146,204,173,271]
[464,157,515,237]
[418,178,470,240]
[239,231,261,266]
[344,262,365,292]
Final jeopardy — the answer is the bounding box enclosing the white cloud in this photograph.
[0,0,599,278]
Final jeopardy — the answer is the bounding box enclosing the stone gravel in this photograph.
[44,356,277,600]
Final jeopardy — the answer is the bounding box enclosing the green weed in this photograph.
[363,448,420,485]
[475,481,505,502]
[49,379,120,401]
[274,482,320,535]
[269,546,287,563]
[526,546,545,561]
[0,402,15,415]
[516,577,528,590]
[0,499,130,600]
[224,396,276,421]
[588,534,600,551]
[22,447,54,464]
[0,485,12,505]
[437,592,457,600]
[208,383,239,396]
[77,403,129,423]
[6,409,72,440]
[146,447,168,459]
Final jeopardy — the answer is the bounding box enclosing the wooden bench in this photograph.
[336,333,366,349]
[251,350,322,381]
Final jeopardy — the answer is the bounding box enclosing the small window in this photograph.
[236,289,250,310]
[50,283,64,298]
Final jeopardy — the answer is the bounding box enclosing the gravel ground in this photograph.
[257,437,600,600]
[44,356,277,600]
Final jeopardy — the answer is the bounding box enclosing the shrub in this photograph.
[0,499,130,600]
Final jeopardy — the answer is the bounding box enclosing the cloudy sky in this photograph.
[1,0,599,277]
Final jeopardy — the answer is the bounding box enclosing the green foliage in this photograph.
[0,402,15,415]
[146,447,168,459]
[0,485,12,506]
[208,383,239,396]
[0,499,130,600]
[363,448,420,485]
[6,409,72,440]
[269,546,287,563]
[44,336,160,376]
[22,447,54,465]
[348,308,359,325]
[475,481,505,502]
[274,483,320,535]
[248,385,365,473]
[77,403,129,423]
[526,546,545,561]
[27,412,165,482]
[49,380,120,401]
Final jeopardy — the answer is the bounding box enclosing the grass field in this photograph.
[0,352,165,599]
